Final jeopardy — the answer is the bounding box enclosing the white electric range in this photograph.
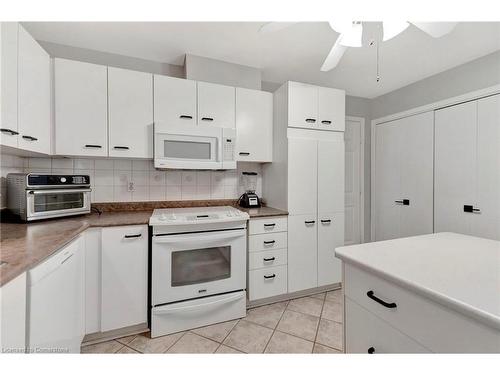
[149,206,249,338]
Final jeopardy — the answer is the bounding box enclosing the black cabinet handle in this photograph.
[368,347,375,354]
[263,223,276,227]
[201,117,214,121]
[113,146,130,150]
[321,120,332,125]
[366,290,397,309]
[321,219,332,223]
[0,128,19,135]
[239,152,250,156]
[179,115,193,119]
[305,118,316,123]
[124,234,142,239]
[464,205,481,213]
[22,135,38,141]
[395,199,410,206]
[85,144,102,148]
[263,257,276,262]
[264,274,276,279]
[263,240,275,245]
[305,220,316,224]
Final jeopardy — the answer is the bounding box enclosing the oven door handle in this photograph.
[153,293,244,315]
[29,188,92,194]
[153,229,246,244]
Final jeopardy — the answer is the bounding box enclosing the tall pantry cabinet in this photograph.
[263,81,345,293]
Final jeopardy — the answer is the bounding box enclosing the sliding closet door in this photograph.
[434,101,477,235]
[474,95,500,240]
[399,112,434,237]
[374,121,401,241]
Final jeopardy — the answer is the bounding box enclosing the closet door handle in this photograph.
[304,220,316,225]
[179,115,193,119]
[263,240,275,245]
[22,135,38,141]
[263,257,276,262]
[0,128,19,135]
[124,234,142,239]
[366,290,397,309]
[84,144,102,149]
[321,120,332,125]
[239,152,250,156]
[201,117,214,122]
[264,274,276,279]
[305,118,316,123]
[464,205,481,213]
[113,146,130,150]
[321,219,332,224]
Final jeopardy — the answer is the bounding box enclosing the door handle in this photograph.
[84,144,102,148]
[179,115,193,119]
[321,120,332,125]
[263,223,276,228]
[305,118,316,123]
[124,234,142,239]
[22,135,38,141]
[263,240,275,245]
[395,199,410,206]
[366,290,397,309]
[0,128,19,135]
[464,205,481,213]
[113,146,130,150]
[304,220,316,225]
[264,274,276,279]
[239,152,250,156]
[263,257,276,262]
[320,219,332,224]
[201,117,214,121]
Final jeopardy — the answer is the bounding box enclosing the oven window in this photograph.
[171,246,231,287]
[164,140,211,160]
[33,192,85,212]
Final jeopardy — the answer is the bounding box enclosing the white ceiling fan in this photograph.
[259,21,458,71]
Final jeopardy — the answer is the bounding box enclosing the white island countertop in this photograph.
[335,232,500,330]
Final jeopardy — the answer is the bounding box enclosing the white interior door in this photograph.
[345,118,362,245]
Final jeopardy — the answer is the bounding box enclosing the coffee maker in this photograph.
[238,171,261,208]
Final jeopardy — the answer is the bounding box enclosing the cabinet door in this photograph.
[374,121,401,241]
[0,22,19,148]
[55,58,108,156]
[108,67,153,158]
[101,225,148,332]
[318,136,345,214]
[287,137,318,215]
[0,273,26,351]
[197,81,235,128]
[399,112,434,238]
[318,87,345,131]
[474,95,500,240]
[317,212,344,286]
[434,101,477,235]
[288,82,318,129]
[154,75,196,126]
[235,88,273,162]
[288,214,317,292]
[17,25,50,154]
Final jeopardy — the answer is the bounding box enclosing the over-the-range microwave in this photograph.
[154,123,236,170]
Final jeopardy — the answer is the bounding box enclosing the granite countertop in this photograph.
[335,232,500,330]
[0,202,288,287]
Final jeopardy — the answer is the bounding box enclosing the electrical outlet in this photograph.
[128,181,135,192]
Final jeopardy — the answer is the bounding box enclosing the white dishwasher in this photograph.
[27,236,85,353]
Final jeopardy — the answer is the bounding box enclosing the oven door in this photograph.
[26,188,91,220]
[152,228,246,305]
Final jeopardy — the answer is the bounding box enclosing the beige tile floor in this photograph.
[81,289,344,354]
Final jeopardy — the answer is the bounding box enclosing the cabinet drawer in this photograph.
[249,249,287,270]
[248,216,287,235]
[248,232,287,252]
[344,263,500,352]
[248,265,287,301]
[345,297,430,353]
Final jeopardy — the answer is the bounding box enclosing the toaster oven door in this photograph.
[26,188,91,220]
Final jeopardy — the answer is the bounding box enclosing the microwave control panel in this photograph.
[223,138,235,161]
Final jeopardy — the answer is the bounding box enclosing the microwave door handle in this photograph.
[153,229,246,244]
[30,188,92,194]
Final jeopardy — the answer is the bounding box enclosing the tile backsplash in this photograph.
[0,153,263,208]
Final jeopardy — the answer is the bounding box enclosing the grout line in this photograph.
[262,300,290,353]
[162,331,187,353]
[120,343,142,354]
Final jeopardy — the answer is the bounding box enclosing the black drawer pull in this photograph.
[305,220,316,224]
[395,199,410,206]
[321,120,332,125]
[179,115,193,119]
[263,223,276,227]
[85,144,102,148]
[368,347,375,354]
[22,135,38,141]
[366,290,397,309]
[263,240,275,245]
[124,234,142,239]
[201,117,214,121]
[0,128,19,135]
[263,257,275,262]
[264,274,276,279]
[113,146,130,150]
[305,118,316,123]
[239,152,250,156]
[464,205,481,213]
[321,219,331,223]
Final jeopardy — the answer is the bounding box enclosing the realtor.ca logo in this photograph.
[3,347,70,353]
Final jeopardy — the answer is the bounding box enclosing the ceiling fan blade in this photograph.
[320,37,347,72]
[259,22,298,33]
[411,22,458,38]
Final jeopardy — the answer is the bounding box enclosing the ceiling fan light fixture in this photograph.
[382,21,410,41]
[339,21,363,47]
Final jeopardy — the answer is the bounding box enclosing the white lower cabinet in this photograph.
[84,228,102,335]
[0,273,26,352]
[101,225,148,332]
[248,266,288,301]
[317,212,344,286]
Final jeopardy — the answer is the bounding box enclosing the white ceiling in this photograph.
[23,22,500,98]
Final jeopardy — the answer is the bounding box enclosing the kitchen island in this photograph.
[335,232,500,353]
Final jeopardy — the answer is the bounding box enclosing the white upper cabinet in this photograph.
[17,25,50,154]
[154,75,196,126]
[0,22,19,148]
[108,67,153,158]
[318,137,345,214]
[55,58,108,157]
[235,87,272,162]
[318,87,345,131]
[288,81,318,129]
[197,81,235,128]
